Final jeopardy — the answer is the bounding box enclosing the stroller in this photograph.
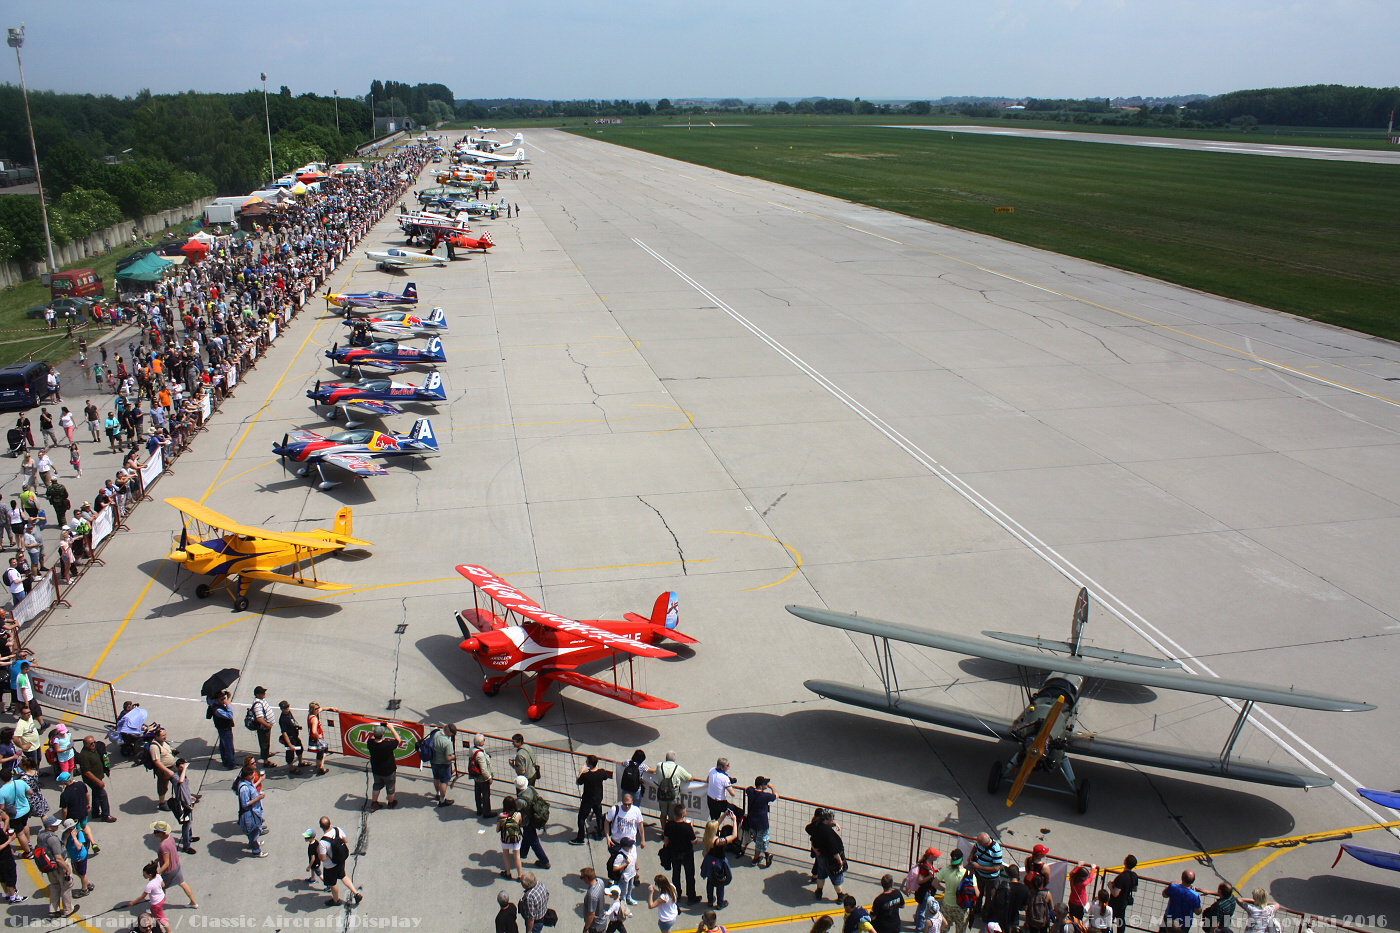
[6,428,23,458]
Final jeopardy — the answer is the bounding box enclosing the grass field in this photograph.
[562,123,1400,342]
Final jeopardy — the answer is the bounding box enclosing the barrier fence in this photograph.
[313,717,1372,933]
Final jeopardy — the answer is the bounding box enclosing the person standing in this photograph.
[807,809,846,902]
[250,687,274,769]
[85,401,100,444]
[149,728,177,809]
[520,871,550,933]
[497,794,524,880]
[511,734,538,786]
[872,874,905,933]
[987,864,1030,933]
[1237,889,1276,933]
[936,850,971,933]
[427,723,456,807]
[970,833,1006,921]
[705,759,736,820]
[514,775,551,869]
[57,771,96,853]
[653,752,690,836]
[648,874,679,933]
[468,733,495,818]
[497,890,520,933]
[582,865,607,933]
[211,693,236,769]
[278,700,304,773]
[699,825,732,910]
[151,820,197,907]
[0,814,26,904]
[1161,871,1202,932]
[366,724,400,811]
[611,837,640,905]
[662,803,698,905]
[169,758,198,855]
[234,763,266,857]
[317,816,363,907]
[574,754,612,845]
[307,702,328,774]
[35,815,73,919]
[45,478,69,529]
[743,777,777,867]
[1108,856,1139,933]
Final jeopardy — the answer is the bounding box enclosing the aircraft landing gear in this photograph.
[235,596,250,612]
[526,701,553,722]
[195,584,211,599]
[1076,779,1091,814]
[987,760,1005,795]
[482,677,507,697]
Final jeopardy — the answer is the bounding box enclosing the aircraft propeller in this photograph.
[1006,695,1066,808]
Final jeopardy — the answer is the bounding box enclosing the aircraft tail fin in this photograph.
[426,307,447,328]
[333,506,353,540]
[424,370,446,399]
[425,336,444,358]
[479,232,494,249]
[402,282,417,302]
[624,591,698,644]
[409,418,438,450]
[513,149,525,160]
[512,133,523,146]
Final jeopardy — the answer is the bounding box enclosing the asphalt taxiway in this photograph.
[25,129,1400,929]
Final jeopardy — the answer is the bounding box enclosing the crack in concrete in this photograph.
[757,289,791,307]
[762,491,787,517]
[564,344,609,422]
[637,495,687,575]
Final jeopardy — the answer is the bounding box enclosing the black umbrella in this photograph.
[201,668,240,698]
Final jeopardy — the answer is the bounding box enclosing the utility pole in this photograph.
[7,25,56,276]
[334,89,340,134]
[261,72,274,181]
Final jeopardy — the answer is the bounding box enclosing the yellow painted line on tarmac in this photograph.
[1235,846,1294,890]
[637,404,694,433]
[724,908,842,930]
[17,859,104,932]
[708,531,802,591]
[1105,818,1400,873]
[206,459,278,497]
[597,336,641,354]
[606,148,1400,408]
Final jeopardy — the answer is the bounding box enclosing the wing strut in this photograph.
[1219,699,1254,773]
[873,635,902,707]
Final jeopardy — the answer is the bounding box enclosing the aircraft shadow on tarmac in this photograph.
[957,658,1158,705]
[1272,873,1394,917]
[708,708,1296,846]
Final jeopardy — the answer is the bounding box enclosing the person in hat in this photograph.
[35,814,73,918]
[909,847,943,932]
[1024,845,1052,890]
[602,883,630,933]
[936,849,970,933]
[60,817,93,898]
[304,828,323,888]
[365,723,400,812]
[151,819,197,907]
[57,768,97,853]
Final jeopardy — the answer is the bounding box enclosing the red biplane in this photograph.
[453,565,697,721]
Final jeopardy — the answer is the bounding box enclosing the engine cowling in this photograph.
[460,629,514,657]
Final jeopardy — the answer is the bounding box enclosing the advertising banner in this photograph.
[337,710,426,769]
[200,394,212,422]
[13,572,55,626]
[28,665,117,724]
[614,771,710,823]
[140,448,163,490]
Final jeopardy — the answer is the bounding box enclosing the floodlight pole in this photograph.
[261,72,274,181]
[7,25,56,275]
[334,89,340,135]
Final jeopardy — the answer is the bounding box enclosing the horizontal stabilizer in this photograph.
[805,680,1017,741]
[1066,732,1333,788]
[1335,844,1400,873]
[982,631,1182,669]
[787,605,1374,713]
[623,612,700,644]
[1359,788,1400,810]
[546,670,678,711]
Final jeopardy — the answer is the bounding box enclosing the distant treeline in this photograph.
[1186,85,1400,127]
[0,85,368,264]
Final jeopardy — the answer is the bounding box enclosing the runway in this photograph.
[892,123,1400,163]
[32,129,1400,927]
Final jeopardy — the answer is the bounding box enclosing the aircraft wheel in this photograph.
[482,680,501,697]
[234,597,250,612]
[986,760,1005,795]
[1076,779,1090,815]
[195,584,210,599]
[526,704,545,722]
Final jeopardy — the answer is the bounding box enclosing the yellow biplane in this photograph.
[165,497,372,610]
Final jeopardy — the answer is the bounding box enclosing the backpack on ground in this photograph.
[1028,890,1054,928]
[415,729,439,765]
[528,791,550,829]
[620,760,642,795]
[956,872,978,909]
[328,828,350,866]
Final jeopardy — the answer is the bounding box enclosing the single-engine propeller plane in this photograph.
[323,282,417,311]
[326,336,446,375]
[272,419,440,489]
[341,308,448,340]
[307,372,446,426]
[788,589,1375,813]
[165,497,372,611]
[453,565,697,721]
[366,248,446,272]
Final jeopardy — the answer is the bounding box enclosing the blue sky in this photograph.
[5,0,1395,101]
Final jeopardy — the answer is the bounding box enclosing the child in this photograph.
[62,818,92,898]
[68,445,80,479]
[123,860,168,932]
[304,828,323,888]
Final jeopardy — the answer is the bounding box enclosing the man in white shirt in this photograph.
[605,793,644,850]
[706,757,736,820]
[3,559,24,608]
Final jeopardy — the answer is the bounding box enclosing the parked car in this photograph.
[28,297,90,319]
[0,361,53,411]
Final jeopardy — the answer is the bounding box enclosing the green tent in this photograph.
[183,220,202,234]
[115,252,173,283]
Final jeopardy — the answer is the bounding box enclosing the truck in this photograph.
[0,161,36,187]
[204,203,237,225]
[50,269,103,302]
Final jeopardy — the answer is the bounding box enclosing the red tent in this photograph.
[180,238,210,262]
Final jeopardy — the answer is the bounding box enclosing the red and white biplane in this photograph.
[453,565,697,721]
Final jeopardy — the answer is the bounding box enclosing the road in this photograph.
[23,129,1400,929]
[891,124,1400,163]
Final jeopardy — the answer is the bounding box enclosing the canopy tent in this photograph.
[180,238,210,261]
[114,252,173,283]
[183,220,202,234]
[290,182,308,195]
[190,230,216,245]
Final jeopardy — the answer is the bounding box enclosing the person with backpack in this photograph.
[233,762,266,858]
[936,849,971,933]
[1025,874,1056,933]
[907,848,943,933]
[514,775,551,870]
[609,837,640,905]
[843,894,876,933]
[35,815,73,918]
[149,727,177,809]
[872,874,905,933]
[607,792,645,853]
[511,734,538,787]
[619,748,650,800]
[988,863,1030,933]
[316,816,363,907]
[420,723,456,807]
[699,821,733,910]
[654,752,691,836]
[469,733,495,819]
[574,754,613,845]
[497,794,525,880]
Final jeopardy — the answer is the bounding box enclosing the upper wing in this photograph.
[166,497,355,550]
[322,454,389,477]
[340,399,403,416]
[982,631,1183,670]
[787,605,1375,713]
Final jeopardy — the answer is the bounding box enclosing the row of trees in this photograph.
[0,84,368,264]
[1186,85,1400,127]
[367,80,455,126]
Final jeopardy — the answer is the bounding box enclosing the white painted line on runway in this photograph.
[633,236,1392,830]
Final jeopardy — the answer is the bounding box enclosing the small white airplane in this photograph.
[365,248,447,271]
[465,146,530,167]
[467,133,522,153]
[472,126,498,135]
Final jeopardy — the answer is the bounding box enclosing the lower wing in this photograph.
[545,670,678,711]
[240,570,352,591]
[322,454,389,477]
[340,399,403,416]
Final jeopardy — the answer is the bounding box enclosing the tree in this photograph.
[635,101,652,116]
[0,196,55,263]
[794,100,814,114]
[908,100,931,115]
[857,100,877,114]
[1230,114,1259,131]
[53,187,123,240]
[772,101,793,113]
[41,139,97,196]
[657,98,672,112]
[279,85,292,97]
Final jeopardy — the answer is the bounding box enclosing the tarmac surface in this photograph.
[892,124,1400,163]
[20,128,1400,929]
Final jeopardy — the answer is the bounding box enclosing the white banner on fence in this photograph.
[141,448,163,490]
[200,394,212,422]
[228,368,238,389]
[268,320,277,342]
[90,507,114,548]
[28,666,114,723]
[13,572,55,625]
